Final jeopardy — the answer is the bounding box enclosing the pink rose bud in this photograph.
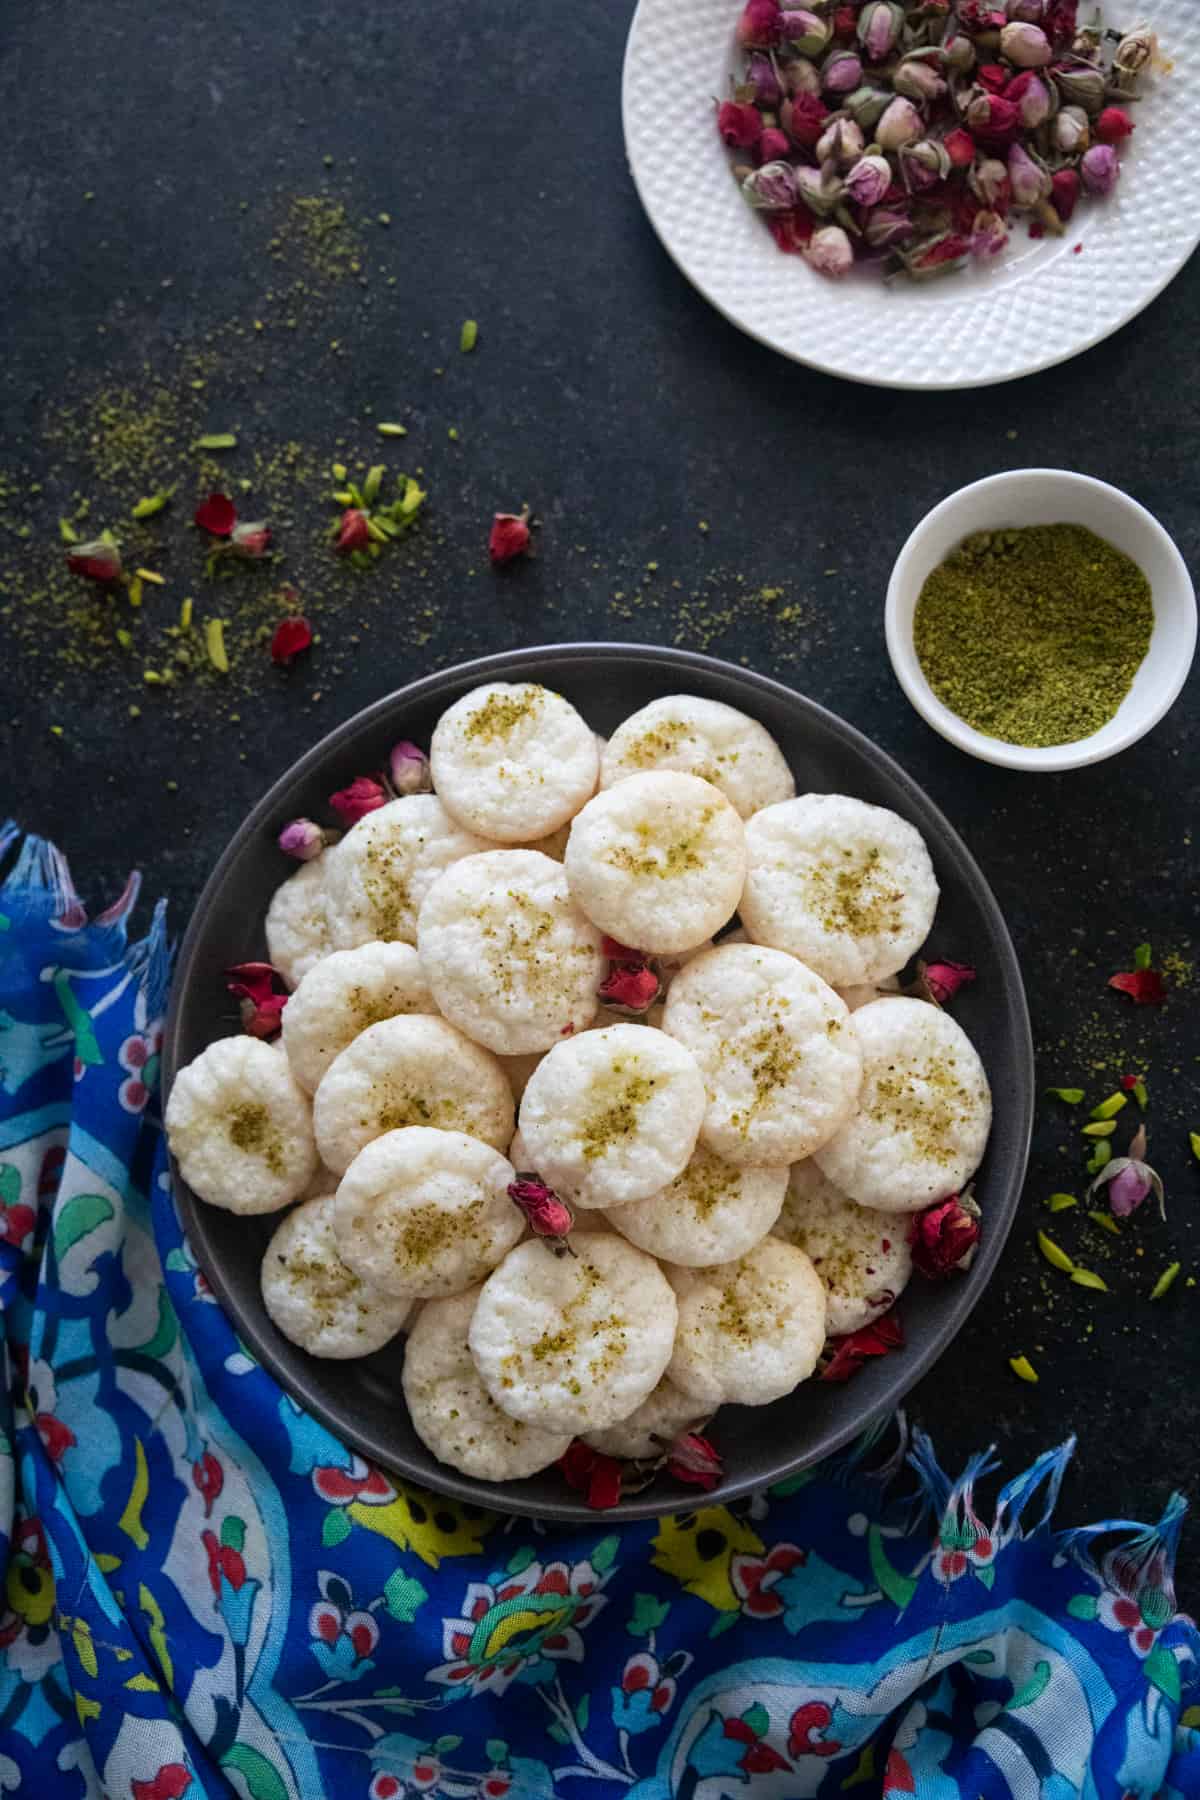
[598,962,662,1013]
[1005,70,1052,128]
[1095,105,1135,144]
[1089,1126,1164,1220]
[667,1431,724,1491]
[970,155,1012,208]
[736,0,781,48]
[745,51,782,108]
[1113,22,1157,84]
[858,0,903,61]
[1080,143,1120,195]
[875,96,923,151]
[923,960,977,1004]
[821,49,862,95]
[278,818,325,861]
[67,538,123,584]
[843,84,891,132]
[388,740,432,795]
[943,29,977,74]
[1054,104,1091,154]
[816,115,864,167]
[1050,166,1081,222]
[804,223,855,277]
[757,125,793,163]
[864,204,914,249]
[794,164,842,215]
[230,521,271,559]
[844,153,893,207]
[508,1178,575,1247]
[1000,20,1051,62]
[1006,0,1046,17]
[741,161,800,211]
[329,776,388,826]
[971,210,1010,258]
[908,1196,982,1278]
[779,54,821,96]
[966,93,1021,145]
[780,8,830,56]
[1007,141,1050,208]
[893,55,947,103]
[900,138,951,192]
[781,91,829,147]
[336,508,372,553]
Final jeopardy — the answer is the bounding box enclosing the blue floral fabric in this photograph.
[2,825,1198,1800]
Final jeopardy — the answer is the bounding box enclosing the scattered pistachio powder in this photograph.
[913,525,1154,748]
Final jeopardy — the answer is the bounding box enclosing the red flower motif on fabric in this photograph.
[729,1543,807,1618]
[131,1767,192,1800]
[311,1460,396,1506]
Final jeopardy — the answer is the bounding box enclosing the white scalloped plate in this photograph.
[622,0,1198,389]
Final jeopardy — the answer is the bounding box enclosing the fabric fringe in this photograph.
[0,831,82,924]
[126,897,173,1022]
[0,818,19,864]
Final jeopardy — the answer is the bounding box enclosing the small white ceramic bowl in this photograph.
[886,470,1196,772]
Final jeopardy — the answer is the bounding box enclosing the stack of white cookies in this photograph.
[166,684,992,1486]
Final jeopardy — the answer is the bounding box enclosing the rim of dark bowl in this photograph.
[164,642,1034,1521]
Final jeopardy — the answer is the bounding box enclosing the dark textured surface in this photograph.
[1,0,1197,1574]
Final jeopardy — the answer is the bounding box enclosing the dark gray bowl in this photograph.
[164,644,1033,1520]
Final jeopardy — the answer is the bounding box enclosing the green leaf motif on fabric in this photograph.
[591,1534,619,1573]
[574,1694,589,1732]
[1007,1659,1051,1710]
[741,1702,770,1738]
[1067,1594,1099,1622]
[54,1192,114,1259]
[433,1736,462,1755]
[486,1740,509,1763]
[321,1508,351,1547]
[0,1164,20,1208]
[220,1742,290,1800]
[52,970,103,1068]
[383,1568,428,1622]
[136,1287,179,1360]
[221,1516,246,1553]
[708,1610,739,1639]
[962,1650,996,1665]
[770,1470,814,1498]
[1145,1644,1181,1703]
[506,1545,536,1576]
[974,1564,996,1590]
[165,1247,191,1272]
[626,1592,670,1637]
[868,1524,919,1612]
[545,1721,568,1747]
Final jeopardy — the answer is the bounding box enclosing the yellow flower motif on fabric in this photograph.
[6,1554,54,1629]
[651,1507,765,1612]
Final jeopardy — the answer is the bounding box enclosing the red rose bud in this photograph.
[766,207,816,253]
[67,538,123,584]
[944,127,978,168]
[194,493,238,537]
[1108,967,1166,1006]
[278,818,325,861]
[230,520,271,559]
[269,616,313,666]
[717,100,764,148]
[908,1196,981,1279]
[833,4,857,39]
[821,1311,904,1383]
[336,507,372,553]
[558,1440,623,1509]
[923,960,977,1005]
[1120,1072,1140,1091]
[781,92,828,148]
[966,93,1021,145]
[735,0,781,48]
[488,509,532,565]
[667,1431,724,1491]
[1050,167,1081,222]
[976,63,1010,93]
[329,776,388,826]
[1095,106,1135,144]
[1006,70,1053,128]
[757,126,792,164]
[598,962,662,1014]
[508,1177,575,1245]
[388,740,432,796]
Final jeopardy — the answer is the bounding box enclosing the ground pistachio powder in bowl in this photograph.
[912,524,1154,749]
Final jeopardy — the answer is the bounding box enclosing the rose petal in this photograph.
[194,493,237,537]
[1108,969,1166,1006]
[270,617,313,666]
[821,1311,904,1383]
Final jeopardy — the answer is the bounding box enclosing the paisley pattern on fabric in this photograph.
[1,824,1198,1799]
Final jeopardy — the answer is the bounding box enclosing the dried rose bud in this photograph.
[857,0,903,62]
[757,125,792,163]
[958,0,1006,28]
[1089,1124,1165,1220]
[1112,22,1157,86]
[599,962,661,1014]
[742,161,800,211]
[943,127,978,169]
[745,50,782,108]
[864,204,915,250]
[336,508,372,553]
[779,54,821,96]
[667,1431,724,1491]
[804,223,854,277]
[902,232,972,280]
[832,3,857,39]
[230,521,271,559]
[821,48,863,95]
[893,55,947,104]
[966,92,1021,146]
[780,8,830,56]
[976,62,1010,94]
[1006,0,1046,18]
[781,91,829,147]
[329,776,388,826]
[875,95,923,152]
[194,493,237,537]
[1000,21,1051,65]
[1080,143,1119,197]
[509,1177,575,1247]
[227,963,288,1038]
[1053,104,1090,154]
[736,0,782,48]
[278,818,326,861]
[270,616,313,666]
[388,740,432,795]
[815,115,864,167]
[489,509,532,565]
[943,30,977,74]
[969,155,1012,209]
[794,164,843,216]
[844,153,893,207]
[901,139,952,192]
[923,960,977,1005]
[1052,63,1104,114]
[1007,141,1050,208]
[970,209,1009,258]
[1095,106,1135,145]
[67,538,123,584]
[1005,70,1053,128]
[1050,167,1080,222]
[767,208,817,253]
[908,1194,981,1278]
